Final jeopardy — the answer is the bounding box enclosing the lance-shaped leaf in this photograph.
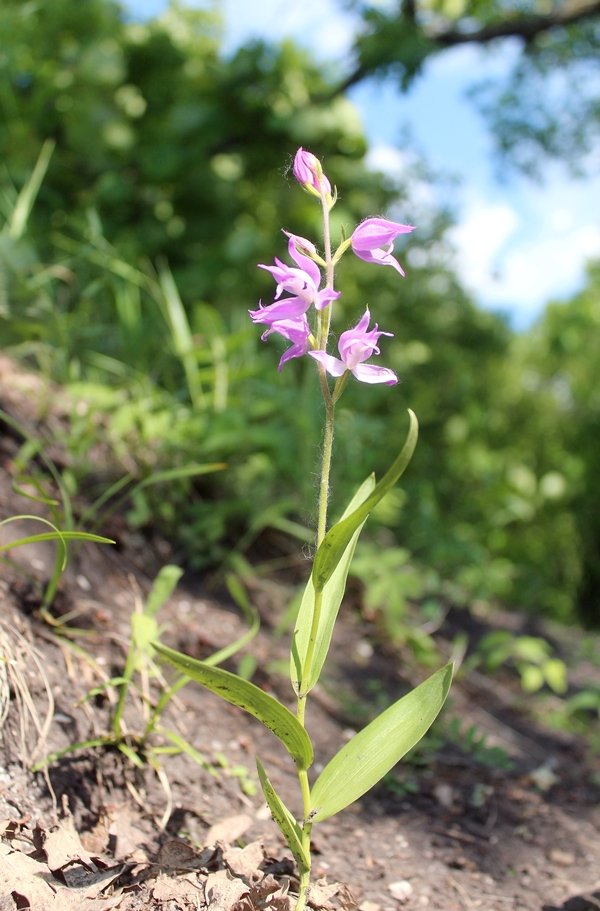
[310,663,452,822]
[291,475,375,696]
[312,410,418,594]
[256,758,310,873]
[0,530,113,550]
[153,642,313,770]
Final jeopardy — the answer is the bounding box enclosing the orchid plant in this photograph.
[153,150,452,910]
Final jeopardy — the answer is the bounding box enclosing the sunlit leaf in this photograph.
[145,565,184,618]
[136,462,226,489]
[256,758,309,873]
[8,139,55,240]
[131,613,159,654]
[153,641,313,770]
[291,475,375,696]
[310,663,452,822]
[0,516,114,556]
[312,410,418,593]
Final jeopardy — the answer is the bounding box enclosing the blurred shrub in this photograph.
[473,630,568,694]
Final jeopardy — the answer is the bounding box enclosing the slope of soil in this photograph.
[0,354,599,910]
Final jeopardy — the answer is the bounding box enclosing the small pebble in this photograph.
[530,764,560,791]
[255,803,271,820]
[433,783,454,809]
[549,849,575,866]
[388,880,413,903]
[76,574,91,591]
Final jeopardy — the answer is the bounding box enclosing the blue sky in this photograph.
[124,0,600,328]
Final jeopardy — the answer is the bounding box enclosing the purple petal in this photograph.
[293,148,331,194]
[314,287,341,311]
[259,260,319,302]
[352,363,399,385]
[353,246,406,276]
[348,309,372,337]
[282,231,317,256]
[352,217,415,251]
[249,296,310,323]
[287,235,321,288]
[338,311,377,362]
[293,148,317,185]
[308,350,347,377]
[337,310,394,368]
[278,341,308,370]
[267,315,310,345]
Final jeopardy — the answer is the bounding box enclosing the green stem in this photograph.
[316,394,335,548]
[113,642,137,740]
[297,819,313,911]
[296,766,313,911]
[143,673,188,741]
[315,182,336,549]
[293,175,338,911]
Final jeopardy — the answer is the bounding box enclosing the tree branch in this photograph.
[335,0,600,94]
[435,0,600,46]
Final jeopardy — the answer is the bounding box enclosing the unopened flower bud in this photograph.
[293,148,331,196]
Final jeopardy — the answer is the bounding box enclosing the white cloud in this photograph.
[447,198,519,301]
[217,0,358,59]
[447,177,600,326]
[365,144,408,175]
[485,223,600,322]
[365,143,435,215]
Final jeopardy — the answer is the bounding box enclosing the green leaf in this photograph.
[0,524,113,554]
[256,758,309,873]
[8,139,55,240]
[200,574,260,668]
[153,641,313,770]
[161,729,217,775]
[310,663,452,822]
[158,262,205,410]
[291,475,375,696]
[131,613,159,654]
[31,737,112,771]
[145,565,184,618]
[542,658,568,694]
[519,664,544,693]
[118,742,145,769]
[136,462,226,490]
[312,410,418,593]
[12,475,59,507]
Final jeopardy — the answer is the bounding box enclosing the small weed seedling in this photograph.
[34,564,260,825]
[474,630,568,695]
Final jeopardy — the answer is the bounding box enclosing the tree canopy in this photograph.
[1,0,599,626]
[336,0,600,175]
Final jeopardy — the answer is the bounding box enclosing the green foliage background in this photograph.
[1,0,599,626]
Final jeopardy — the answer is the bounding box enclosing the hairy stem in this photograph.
[294,178,337,911]
[296,819,313,911]
[315,185,335,547]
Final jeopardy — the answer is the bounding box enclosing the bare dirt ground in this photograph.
[1,354,600,911]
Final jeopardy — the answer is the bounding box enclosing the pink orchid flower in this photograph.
[309,310,398,385]
[260,315,311,371]
[351,217,415,275]
[250,234,340,325]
